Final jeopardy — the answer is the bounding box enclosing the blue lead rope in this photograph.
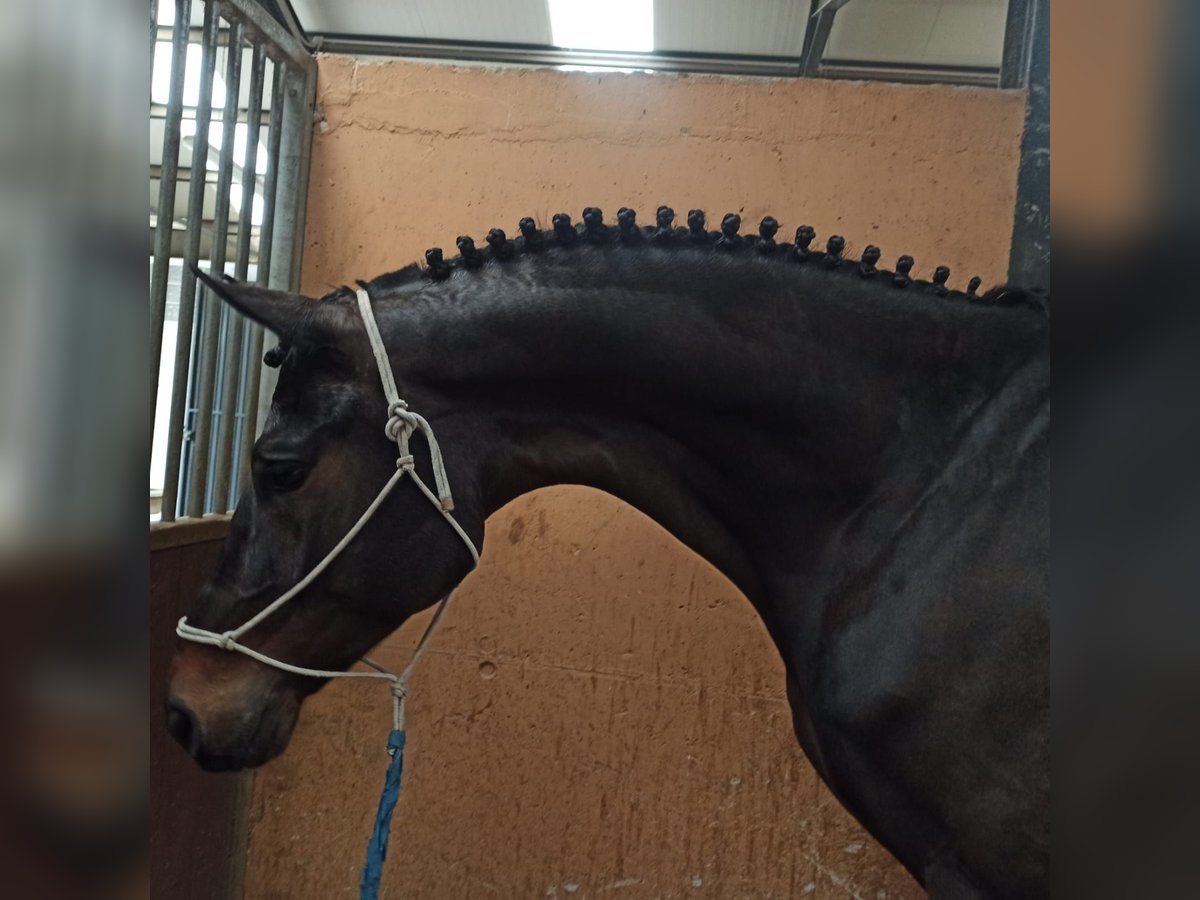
[360,729,407,900]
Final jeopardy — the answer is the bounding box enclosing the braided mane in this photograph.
[302,205,1047,356]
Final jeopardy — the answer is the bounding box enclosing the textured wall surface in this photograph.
[243,57,1026,899]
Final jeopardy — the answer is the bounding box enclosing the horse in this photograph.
[165,207,1049,898]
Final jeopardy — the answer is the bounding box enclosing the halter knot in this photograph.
[219,632,236,651]
[396,454,415,470]
[385,405,416,442]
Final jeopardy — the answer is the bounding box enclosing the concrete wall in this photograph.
[243,57,1026,899]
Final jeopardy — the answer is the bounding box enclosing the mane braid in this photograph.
[357,206,1048,315]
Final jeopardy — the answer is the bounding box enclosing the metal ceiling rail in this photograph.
[275,0,1008,88]
[819,60,1001,89]
[302,34,1005,87]
[304,36,1002,88]
[312,35,809,78]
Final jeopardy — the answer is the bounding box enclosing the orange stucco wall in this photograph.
[243,56,1026,899]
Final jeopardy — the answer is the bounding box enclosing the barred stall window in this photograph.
[150,0,315,521]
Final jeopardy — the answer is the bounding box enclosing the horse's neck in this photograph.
[386,251,1045,603]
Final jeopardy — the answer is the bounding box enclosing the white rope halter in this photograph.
[177,288,481,734]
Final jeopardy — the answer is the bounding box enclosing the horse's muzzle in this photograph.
[166,650,302,771]
[165,695,201,757]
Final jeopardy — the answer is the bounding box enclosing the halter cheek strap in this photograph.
[175,288,481,733]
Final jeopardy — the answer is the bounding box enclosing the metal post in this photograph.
[800,0,852,78]
[160,0,221,522]
[150,0,191,412]
[255,60,316,435]
[212,42,265,511]
[187,18,244,517]
[275,64,316,293]
[1005,0,1049,287]
[1000,0,1036,90]
[1161,0,1200,228]
[238,60,287,478]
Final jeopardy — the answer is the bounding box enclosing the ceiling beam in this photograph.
[309,36,805,78]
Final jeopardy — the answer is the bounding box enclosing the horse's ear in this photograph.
[192,266,345,345]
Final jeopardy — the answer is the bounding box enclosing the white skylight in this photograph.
[547,0,654,53]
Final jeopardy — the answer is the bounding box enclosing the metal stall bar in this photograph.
[212,42,266,512]
[1005,0,1049,287]
[220,0,319,301]
[1000,0,1037,90]
[799,0,849,77]
[270,64,316,294]
[187,17,245,518]
[160,0,221,523]
[237,60,287,479]
[151,0,161,57]
[154,0,315,521]
[150,0,191,410]
[253,51,317,436]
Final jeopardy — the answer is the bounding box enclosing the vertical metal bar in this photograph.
[212,41,265,511]
[233,47,266,280]
[254,61,316,435]
[1007,0,1049,287]
[287,62,317,294]
[150,0,191,410]
[150,0,160,51]
[271,63,315,294]
[1161,1,1200,229]
[188,17,245,518]
[237,60,287,479]
[799,0,850,77]
[1000,0,1036,90]
[160,0,221,523]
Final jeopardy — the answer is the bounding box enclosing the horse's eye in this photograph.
[262,460,309,493]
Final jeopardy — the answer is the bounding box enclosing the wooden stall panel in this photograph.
[151,527,251,900]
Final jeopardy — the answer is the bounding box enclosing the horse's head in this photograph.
[166,277,480,771]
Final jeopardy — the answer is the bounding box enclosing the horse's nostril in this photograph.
[165,696,200,755]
